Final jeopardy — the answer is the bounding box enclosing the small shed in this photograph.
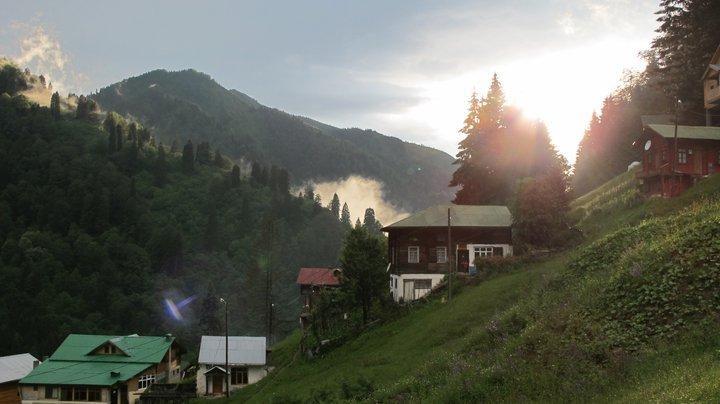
[296,267,342,308]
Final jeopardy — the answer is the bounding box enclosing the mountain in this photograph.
[0,70,347,356]
[90,69,455,212]
[230,171,720,402]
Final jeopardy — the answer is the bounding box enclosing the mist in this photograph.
[311,175,409,226]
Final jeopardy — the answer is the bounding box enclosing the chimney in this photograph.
[32,360,39,369]
[165,333,173,341]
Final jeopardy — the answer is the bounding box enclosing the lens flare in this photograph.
[163,295,196,321]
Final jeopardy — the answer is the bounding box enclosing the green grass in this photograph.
[215,172,720,403]
[229,256,567,402]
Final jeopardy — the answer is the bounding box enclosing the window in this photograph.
[408,246,419,263]
[414,279,432,289]
[44,386,55,399]
[436,247,447,263]
[138,374,155,390]
[87,388,101,402]
[678,149,687,164]
[474,246,494,258]
[58,386,98,401]
[231,367,249,385]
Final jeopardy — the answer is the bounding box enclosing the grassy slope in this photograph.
[222,172,720,403]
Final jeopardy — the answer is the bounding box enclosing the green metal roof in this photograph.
[382,204,512,230]
[20,334,175,386]
[646,124,720,140]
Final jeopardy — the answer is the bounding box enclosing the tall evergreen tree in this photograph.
[196,141,211,165]
[197,287,222,336]
[250,162,263,186]
[341,203,351,226]
[277,168,290,194]
[115,124,124,151]
[204,204,220,250]
[182,140,195,174]
[362,207,381,236]
[75,95,89,120]
[170,139,179,154]
[329,193,341,219]
[50,91,61,121]
[230,164,241,187]
[213,149,225,168]
[154,144,169,187]
[449,74,510,204]
[340,226,388,325]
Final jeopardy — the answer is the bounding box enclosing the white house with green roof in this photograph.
[18,334,184,404]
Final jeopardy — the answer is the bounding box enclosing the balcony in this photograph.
[392,262,450,275]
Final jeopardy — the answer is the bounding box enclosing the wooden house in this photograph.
[19,334,184,404]
[382,204,513,302]
[296,267,342,309]
[196,336,269,396]
[636,124,720,197]
[703,44,720,126]
[0,354,38,404]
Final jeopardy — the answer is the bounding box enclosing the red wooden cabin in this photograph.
[636,124,720,197]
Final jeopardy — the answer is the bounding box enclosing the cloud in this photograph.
[310,175,409,226]
[5,23,86,94]
[558,12,576,35]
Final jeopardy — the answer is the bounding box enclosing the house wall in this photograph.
[126,345,182,403]
[0,381,20,404]
[19,385,110,403]
[195,364,267,396]
[389,273,445,302]
[388,227,513,274]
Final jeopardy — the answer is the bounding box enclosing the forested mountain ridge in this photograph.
[90,69,455,211]
[0,66,348,357]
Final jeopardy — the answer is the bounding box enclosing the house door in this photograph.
[694,147,703,174]
[458,250,469,272]
[403,280,414,301]
[213,374,224,395]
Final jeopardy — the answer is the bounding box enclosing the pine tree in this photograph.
[341,203,351,226]
[128,122,138,143]
[170,140,179,154]
[329,193,341,219]
[115,124,124,151]
[449,74,510,204]
[182,140,195,174]
[108,129,117,153]
[363,207,382,236]
[213,149,225,168]
[204,205,220,250]
[277,168,290,194]
[230,164,241,187]
[340,226,388,325]
[154,144,169,187]
[196,141,211,165]
[75,95,89,120]
[250,162,262,186]
[197,287,222,336]
[50,91,61,121]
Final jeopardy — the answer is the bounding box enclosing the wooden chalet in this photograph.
[636,124,720,197]
[0,354,38,404]
[382,204,513,302]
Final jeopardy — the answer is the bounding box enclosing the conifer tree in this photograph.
[182,140,195,174]
[330,193,341,219]
[197,286,222,336]
[340,226,388,325]
[115,124,124,151]
[204,205,220,250]
[341,203,351,226]
[75,95,90,120]
[230,164,241,187]
[50,91,61,121]
[363,207,382,236]
[170,139,179,154]
[277,168,290,194]
[108,129,117,153]
[196,141,211,165]
[449,74,510,204]
[250,162,262,186]
[213,149,225,168]
[154,144,169,187]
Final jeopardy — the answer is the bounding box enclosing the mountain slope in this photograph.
[90,69,455,211]
[227,172,720,402]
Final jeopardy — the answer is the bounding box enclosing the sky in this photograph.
[0,0,660,164]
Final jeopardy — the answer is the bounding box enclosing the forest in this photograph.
[0,64,362,357]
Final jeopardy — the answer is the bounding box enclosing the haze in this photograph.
[0,0,658,163]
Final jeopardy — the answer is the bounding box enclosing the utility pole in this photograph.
[219,297,229,398]
[447,207,452,302]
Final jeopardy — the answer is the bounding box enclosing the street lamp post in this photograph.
[219,297,229,398]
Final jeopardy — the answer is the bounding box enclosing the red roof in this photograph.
[296,267,341,286]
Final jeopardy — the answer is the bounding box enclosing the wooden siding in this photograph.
[0,382,20,404]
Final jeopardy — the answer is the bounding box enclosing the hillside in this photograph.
[90,69,455,211]
[227,172,720,402]
[0,77,348,357]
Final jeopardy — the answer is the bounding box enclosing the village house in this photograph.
[19,334,183,404]
[636,124,720,197]
[296,267,342,309]
[702,43,720,126]
[196,336,269,396]
[0,353,39,404]
[383,204,513,302]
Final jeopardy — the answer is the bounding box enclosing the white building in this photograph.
[196,336,269,396]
